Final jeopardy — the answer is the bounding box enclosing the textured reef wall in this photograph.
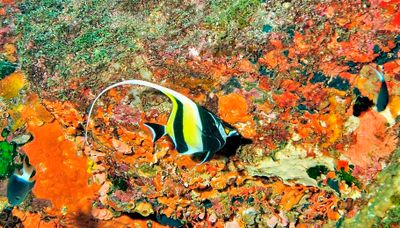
[0,0,399,227]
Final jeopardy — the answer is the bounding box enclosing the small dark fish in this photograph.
[352,96,374,117]
[371,68,389,112]
[6,155,36,206]
[85,80,239,163]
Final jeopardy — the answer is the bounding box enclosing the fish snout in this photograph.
[227,129,239,137]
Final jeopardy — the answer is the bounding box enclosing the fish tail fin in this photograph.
[21,155,35,180]
[144,122,166,142]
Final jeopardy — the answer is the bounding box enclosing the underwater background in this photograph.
[0,0,399,227]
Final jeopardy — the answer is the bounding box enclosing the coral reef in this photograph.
[0,0,398,227]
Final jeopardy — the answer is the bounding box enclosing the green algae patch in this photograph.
[0,127,36,179]
[0,141,17,179]
[306,165,328,179]
[0,128,20,179]
[16,0,137,79]
[109,175,129,192]
[206,0,262,29]
[137,164,158,178]
[343,148,400,227]
[0,61,17,79]
[336,168,360,189]
[15,0,268,102]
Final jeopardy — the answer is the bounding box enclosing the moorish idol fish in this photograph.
[84,80,239,163]
[7,155,36,206]
[371,67,389,112]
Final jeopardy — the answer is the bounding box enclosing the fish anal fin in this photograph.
[144,123,166,142]
[199,151,214,164]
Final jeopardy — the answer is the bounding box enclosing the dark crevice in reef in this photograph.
[123,212,185,227]
[0,207,23,228]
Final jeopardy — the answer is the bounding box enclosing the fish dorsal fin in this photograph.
[14,168,22,177]
[21,156,35,181]
[144,122,166,142]
[371,67,384,82]
[85,80,195,145]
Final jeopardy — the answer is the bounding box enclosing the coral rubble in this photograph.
[0,0,399,227]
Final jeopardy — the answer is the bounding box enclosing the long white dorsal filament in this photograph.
[84,80,194,145]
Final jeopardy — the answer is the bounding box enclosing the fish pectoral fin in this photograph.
[144,122,166,142]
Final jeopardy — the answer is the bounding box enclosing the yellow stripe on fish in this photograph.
[182,102,203,152]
